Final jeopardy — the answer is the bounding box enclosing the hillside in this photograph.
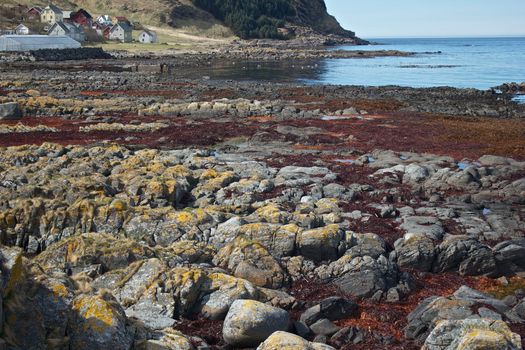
[1,0,359,41]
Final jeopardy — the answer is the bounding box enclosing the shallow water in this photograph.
[182,37,525,90]
[312,37,525,89]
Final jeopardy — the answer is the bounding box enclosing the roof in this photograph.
[0,35,81,51]
[27,7,42,13]
[45,4,63,15]
[73,9,93,19]
[50,22,83,34]
[111,22,132,33]
[141,29,156,37]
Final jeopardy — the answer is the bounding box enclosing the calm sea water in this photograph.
[314,37,525,89]
[181,37,525,91]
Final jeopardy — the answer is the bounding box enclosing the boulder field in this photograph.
[0,142,524,349]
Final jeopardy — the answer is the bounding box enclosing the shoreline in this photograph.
[0,50,525,350]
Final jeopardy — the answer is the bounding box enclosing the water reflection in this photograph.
[174,59,328,82]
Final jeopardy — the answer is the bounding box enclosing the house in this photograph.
[96,15,113,27]
[0,30,16,35]
[113,16,131,27]
[26,7,42,21]
[109,22,132,43]
[138,29,157,43]
[0,35,80,52]
[40,4,63,24]
[48,22,85,42]
[62,11,72,21]
[15,24,29,35]
[70,9,93,27]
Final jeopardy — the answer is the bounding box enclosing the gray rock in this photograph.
[422,318,521,350]
[395,233,436,271]
[256,331,335,350]
[513,299,525,319]
[0,102,22,120]
[300,297,357,326]
[297,225,344,262]
[69,292,134,350]
[309,318,340,336]
[223,300,290,347]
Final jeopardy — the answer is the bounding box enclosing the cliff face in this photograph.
[189,0,359,40]
[290,0,355,38]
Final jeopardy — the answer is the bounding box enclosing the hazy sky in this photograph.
[324,0,525,38]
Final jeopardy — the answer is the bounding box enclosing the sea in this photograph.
[186,37,525,93]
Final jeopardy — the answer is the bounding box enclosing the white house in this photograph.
[15,24,30,35]
[0,35,81,52]
[96,15,113,27]
[109,22,132,43]
[138,29,157,43]
[40,5,64,25]
[48,22,85,42]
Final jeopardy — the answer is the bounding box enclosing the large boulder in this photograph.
[406,286,514,342]
[394,233,436,272]
[69,291,134,350]
[297,224,344,262]
[222,299,290,347]
[213,236,287,289]
[422,318,521,350]
[0,102,22,120]
[257,331,335,350]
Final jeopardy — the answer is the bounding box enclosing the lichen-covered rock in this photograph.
[69,291,133,350]
[223,299,290,347]
[213,236,288,288]
[237,223,299,258]
[297,224,344,262]
[135,329,195,350]
[35,232,156,273]
[256,331,336,350]
[197,272,260,320]
[406,286,515,342]
[422,318,521,350]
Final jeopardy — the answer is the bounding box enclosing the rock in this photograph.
[394,233,436,271]
[345,233,387,259]
[331,255,399,299]
[135,329,195,350]
[406,286,514,342]
[309,318,341,336]
[422,318,521,350]
[330,327,366,347]
[222,300,290,347]
[514,299,525,319]
[256,331,335,350]
[0,102,22,120]
[400,216,444,240]
[297,224,344,262]
[213,236,287,289]
[69,291,133,350]
[300,297,358,325]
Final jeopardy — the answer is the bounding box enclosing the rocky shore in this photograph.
[0,56,524,350]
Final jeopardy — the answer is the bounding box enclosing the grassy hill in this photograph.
[0,0,233,38]
[0,0,356,41]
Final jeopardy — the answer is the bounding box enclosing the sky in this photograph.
[324,0,525,38]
